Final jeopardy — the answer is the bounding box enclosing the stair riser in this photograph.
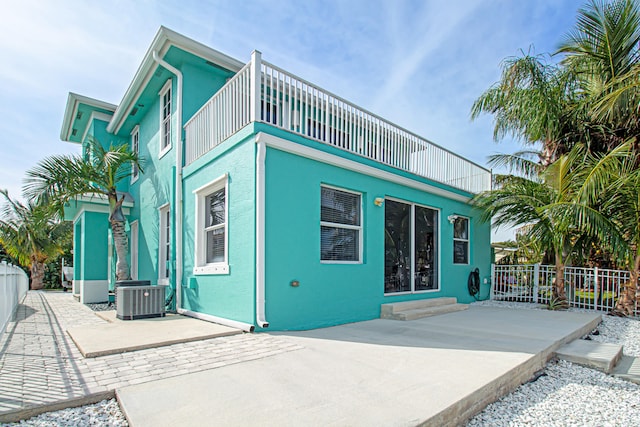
[381,297,458,315]
[381,304,468,321]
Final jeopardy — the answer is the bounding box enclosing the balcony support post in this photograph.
[250,51,262,123]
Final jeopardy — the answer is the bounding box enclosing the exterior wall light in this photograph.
[447,214,460,224]
[374,197,384,207]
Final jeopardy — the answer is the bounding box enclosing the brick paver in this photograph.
[0,291,303,414]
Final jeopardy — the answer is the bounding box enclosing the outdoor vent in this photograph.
[130,107,138,116]
[71,129,77,136]
[76,112,83,120]
[116,282,167,320]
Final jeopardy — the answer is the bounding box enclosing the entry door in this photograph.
[130,221,138,280]
[384,199,438,294]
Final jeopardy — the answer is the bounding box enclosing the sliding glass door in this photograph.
[384,199,438,294]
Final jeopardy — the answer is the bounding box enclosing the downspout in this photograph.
[256,136,269,328]
[152,50,183,312]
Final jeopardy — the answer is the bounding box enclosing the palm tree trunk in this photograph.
[30,260,45,290]
[111,220,130,281]
[614,254,639,316]
[553,254,569,308]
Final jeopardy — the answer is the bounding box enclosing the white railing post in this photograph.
[250,50,262,124]
[593,266,599,311]
[490,263,495,300]
[533,263,540,304]
[2,260,7,331]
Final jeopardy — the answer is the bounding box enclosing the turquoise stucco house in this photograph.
[60,27,492,331]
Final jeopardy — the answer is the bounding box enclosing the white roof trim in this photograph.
[255,132,472,203]
[107,26,245,135]
[60,93,116,142]
[81,112,115,145]
[70,193,135,207]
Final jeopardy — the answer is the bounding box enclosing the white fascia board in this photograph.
[60,93,117,142]
[81,112,116,144]
[107,26,245,135]
[71,203,131,223]
[71,193,134,207]
[255,132,471,203]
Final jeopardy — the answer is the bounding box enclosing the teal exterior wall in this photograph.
[124,83,176,288]
[73,211,109,281]
[121,53,232,297]
[62,41,491,331]
[73,220,82,282]
[180,128,257,324]
[262,141,491,330]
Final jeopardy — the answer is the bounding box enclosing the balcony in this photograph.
[184,52,491,194]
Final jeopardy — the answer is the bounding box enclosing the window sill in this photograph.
[159,145,172,159]
[194,263,229,275]
[158,278,169,286]
[383,288,440,296]
[320,261,362,265]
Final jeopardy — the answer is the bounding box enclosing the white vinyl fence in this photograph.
[0,261,29,335]
[491,264,639,317]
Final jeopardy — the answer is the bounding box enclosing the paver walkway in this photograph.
[0,291,303,415]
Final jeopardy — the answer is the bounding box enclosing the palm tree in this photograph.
[474,148,623,306]
[23,138,142,281]
[557,0,640,151]
[558,0,640,87]
[572,141,640,315]
[0,190,66,290]
[470,53,579,165]
[607,161,640,315]
[473,0,640,158]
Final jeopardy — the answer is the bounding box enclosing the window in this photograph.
[159,80,172,156]
[453,216,469,264]
[320,186,362,262]
[384,199,439,294]
[194,174,229,275]
[159,205,170,284]
[131,126,139,182]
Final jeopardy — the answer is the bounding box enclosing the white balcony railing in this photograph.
[185,63,251,164]
[185,54,492,194]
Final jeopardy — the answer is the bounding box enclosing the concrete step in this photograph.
[555,339,623,374]
[380,297,458,317]
[393,303,469,321]
[612,355,640,384]
[381,298,468,321]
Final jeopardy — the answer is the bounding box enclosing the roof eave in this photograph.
[60,92,117,143]
[106,26,245,135]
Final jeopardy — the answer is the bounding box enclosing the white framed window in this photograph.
[194,174,229,275]
[320,185,362,263]
[158,204,171,284]
[453,216,469,264]
[159,79,172,157]
[131,125,140,183]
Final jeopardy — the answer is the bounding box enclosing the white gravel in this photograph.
[467,300,640,426]
[4,301,639,426]
[0,399,127,427]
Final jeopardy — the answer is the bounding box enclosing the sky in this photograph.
[0,0,586,241]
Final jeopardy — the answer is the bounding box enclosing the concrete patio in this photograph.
[1,291,601,426]
[68,311,241,358]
